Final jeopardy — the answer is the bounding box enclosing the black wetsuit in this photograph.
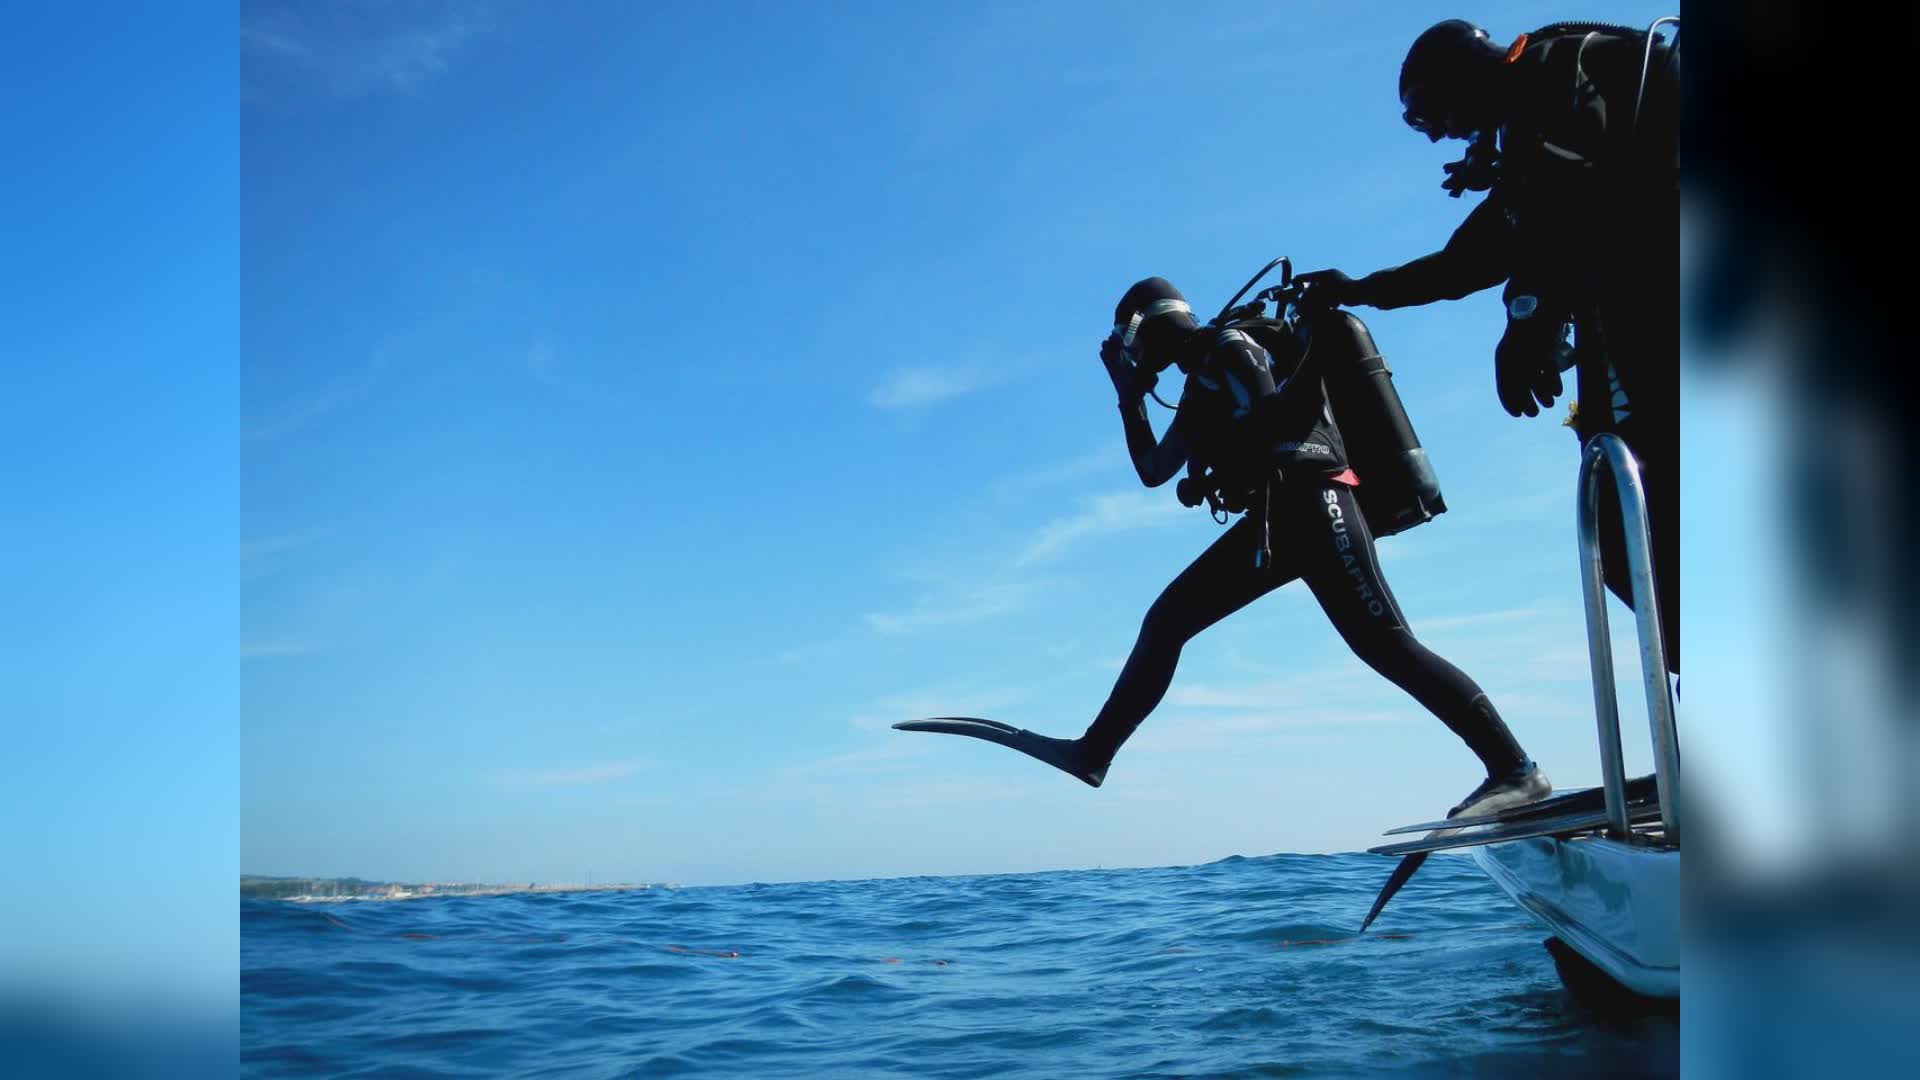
[1080,320,1527,778]
[1348,28,1679,672]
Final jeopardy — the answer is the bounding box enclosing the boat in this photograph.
[1370,431,1681,1001]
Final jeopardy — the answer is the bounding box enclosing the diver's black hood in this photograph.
[1113,277,1200,371]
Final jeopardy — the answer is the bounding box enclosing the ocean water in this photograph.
[241,853,1677,1078]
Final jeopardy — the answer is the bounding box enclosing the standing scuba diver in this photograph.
[898,275,1550,821]
[1299,17,1679,672]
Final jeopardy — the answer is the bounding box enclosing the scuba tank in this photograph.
[1301,308,1447,537]
[1160,257,1448,539]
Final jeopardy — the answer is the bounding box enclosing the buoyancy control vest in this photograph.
[1177,308,1445,538]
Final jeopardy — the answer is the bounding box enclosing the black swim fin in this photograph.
[893,717,1107,788]
[1359,851,1430,934]
[1360,769,1559,932]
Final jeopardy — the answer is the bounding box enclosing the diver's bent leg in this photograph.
[1299,483,1529,778]
[1078,515,1297,769]
[1349,624,1529,779]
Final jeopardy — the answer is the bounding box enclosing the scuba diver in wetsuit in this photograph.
[1299,18,1679,672]
[898,277,1550,820]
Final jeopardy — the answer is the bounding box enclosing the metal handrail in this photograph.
[1632,16,1680,137]
[1576,433,1681,844]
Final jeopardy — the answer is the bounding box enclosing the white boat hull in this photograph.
[1470,835,1680,999]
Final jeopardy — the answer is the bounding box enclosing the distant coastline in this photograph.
[241,875,675,902]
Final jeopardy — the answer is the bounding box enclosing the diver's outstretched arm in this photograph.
[1305,195,1514,310]
[1351,248,1505,309]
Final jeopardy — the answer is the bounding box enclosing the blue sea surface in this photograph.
[242,853,1676,1078]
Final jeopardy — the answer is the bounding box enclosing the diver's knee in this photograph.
[1346,626,1418,673]
[1139,596,1188,649]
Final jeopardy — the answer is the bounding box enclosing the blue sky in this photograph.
[240,0,1686,886]
[4,4,236,1010]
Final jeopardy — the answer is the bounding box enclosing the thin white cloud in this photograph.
[847,686,1022,732]
[242,531,329,581]
[863,582,1029,636]
[525,340,625,406]
[1415,607,1549,632]
[1127,708,1417,754]
[241,638,315,659]
[243,2,500,103]
[1371,534,1412,563]
[241,531,324,563]
[1166,682,1321,710]
[1017,490,1186,565]
[867,366,987,409]
[777,743,922,778]
[527,339,561,382]
[1479,486,1573,523]
[243,370,374,441]
[773,626,862,667]
[1166,683,1279,709]
[988,444,1122,499]
[1165,663,1380,710]
[1479,692,1589,723]
[503,760,651,787]
[859,779,1045,808]
[247,320,465,441]
[240,26,307,61]
[1520,644,1592,680]
[365,17,480,93]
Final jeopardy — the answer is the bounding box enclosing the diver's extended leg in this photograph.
[894,516,1295,788]
[1075,515,1299,776]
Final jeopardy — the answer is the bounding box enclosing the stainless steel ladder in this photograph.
[1577,432,1681,845]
